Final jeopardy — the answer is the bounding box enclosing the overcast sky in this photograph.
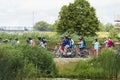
[0,0,120,26]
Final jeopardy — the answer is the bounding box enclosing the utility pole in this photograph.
[33,12,35,27]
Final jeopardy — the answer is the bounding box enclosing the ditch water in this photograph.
[48,79,90,80]
[36,78,118,80]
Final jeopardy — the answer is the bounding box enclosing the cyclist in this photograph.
[92,38,100,56]
[78,36,86,51]
[107,37,114,48]
[15,38,20,44]
[55,35,74,57]
[63,35,70,53]
[68,36,74,48]
[28,37,35,46]
[37,36,43,46]
[41,37,47,48]
[103,37,108,48]
[54,36,66,57]
[77,36,88,57]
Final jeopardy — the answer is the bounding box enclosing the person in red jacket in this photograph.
[107,37,114,48]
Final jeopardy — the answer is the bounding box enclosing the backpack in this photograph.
[108,40,113,47]
[83,40,87,47]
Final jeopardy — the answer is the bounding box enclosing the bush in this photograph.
[17,44,58,77]
[0,45,24,80]
[94,48,120,78]
[0,44,58,80]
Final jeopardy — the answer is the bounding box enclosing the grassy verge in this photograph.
[55,49,120,79]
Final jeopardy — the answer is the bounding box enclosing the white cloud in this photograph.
[0,0,120,26]
[88,0,120,24]
[0,0,74,26]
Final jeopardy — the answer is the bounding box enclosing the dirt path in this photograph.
[54,58,89,64]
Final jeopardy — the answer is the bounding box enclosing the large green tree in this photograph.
[56,0,99,36]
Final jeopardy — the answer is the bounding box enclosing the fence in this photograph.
[0,26,33,32]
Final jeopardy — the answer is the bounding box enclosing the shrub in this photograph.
[94,48,120,78]
[0,44,58,80]
[0,45,24,80]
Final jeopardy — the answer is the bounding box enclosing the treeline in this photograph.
[33,21,120,39]
[33,21,120,32]
[99,23,120,32]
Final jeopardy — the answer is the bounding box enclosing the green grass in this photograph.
[56,60,105,78]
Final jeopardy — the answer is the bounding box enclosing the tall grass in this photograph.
[57,60,105,79]
[93,48,120,78]
[0,31,109,41]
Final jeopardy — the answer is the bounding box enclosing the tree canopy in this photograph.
[56,0,99,36]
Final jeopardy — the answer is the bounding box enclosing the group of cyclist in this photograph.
[56,35,120,57]
[60,35,74,51]
[91,37,111,56]
[55,35,87,57]
[26,36,47,48]
[0,37,20,45]
[0,36,47,48]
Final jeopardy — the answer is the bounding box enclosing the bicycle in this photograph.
[74,45,89,58]
[53,44,76,58]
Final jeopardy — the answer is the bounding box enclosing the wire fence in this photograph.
[0,26,33,32]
